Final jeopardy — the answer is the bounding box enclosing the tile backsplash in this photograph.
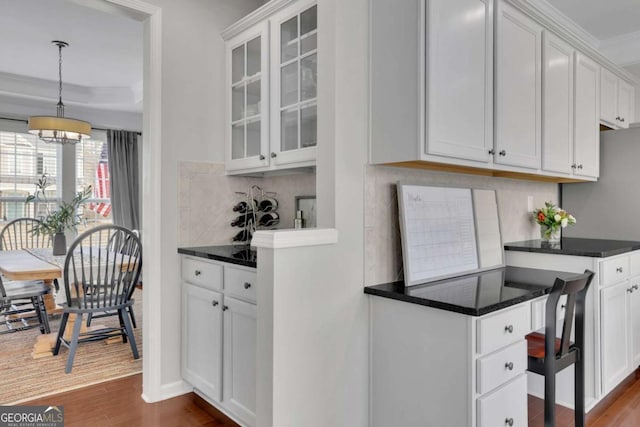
[364,165,559,286]
[178,162,316,246]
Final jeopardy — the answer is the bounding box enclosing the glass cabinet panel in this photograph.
[278,5,318,153]
[230,35,263,161]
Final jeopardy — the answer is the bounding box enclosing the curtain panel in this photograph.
[107,130,140,231]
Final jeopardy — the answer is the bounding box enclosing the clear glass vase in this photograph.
[540,225,561,243]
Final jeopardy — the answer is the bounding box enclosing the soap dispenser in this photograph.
[294,210,305,229]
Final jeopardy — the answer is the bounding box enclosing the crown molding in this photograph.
[0,71,141,112]
[508,0,639,85]
[221,0,298,40]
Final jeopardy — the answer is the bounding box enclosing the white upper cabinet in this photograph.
[270,1,318,167]
[574,53,600,179]
[541,32,574,175]
[224,0,317,174]
[495,2,542,170]
[600,67,635,129]
[226,24,270,172]
[426,0,493,163]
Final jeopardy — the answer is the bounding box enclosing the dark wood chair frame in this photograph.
[53,225,142,373]
[526,269,595,427]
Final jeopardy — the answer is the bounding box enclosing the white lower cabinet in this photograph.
[370,296,528,427]
[600,281,630,394]
[181,256,257,427]
[182,283,223,401]
[477,374,527,427]
[223,297,257,426]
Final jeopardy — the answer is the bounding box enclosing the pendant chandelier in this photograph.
[28,41,91,145]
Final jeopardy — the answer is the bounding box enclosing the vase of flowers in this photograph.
[26,174,92,255]
[533,201,576,244]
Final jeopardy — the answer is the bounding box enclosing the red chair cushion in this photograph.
[525,331,565,359]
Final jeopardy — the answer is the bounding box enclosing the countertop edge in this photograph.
[177,247,257,269]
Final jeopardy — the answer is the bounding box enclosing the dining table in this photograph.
[0,248,108,359]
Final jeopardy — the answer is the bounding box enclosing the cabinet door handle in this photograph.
[505,418,514,426]
[505,362,514,371]
[488,149,495,155]
[271,152,277,158]
[621,117,625,122]
[194,270,202,276]
[244,282,252,289]
[577,164,583,169]
[616,267,623,273]
[571,163,577,169]
[616,116,622,121]
[628,288,633,293]
[561,304,566,310]
[634,285,639,290]
[222,305,229,311]
[212,300,219,307]
[259,154,265,160]
[499,150,506,156]
[504,325,514,333]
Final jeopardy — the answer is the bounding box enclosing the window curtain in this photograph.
[107,130,140,230]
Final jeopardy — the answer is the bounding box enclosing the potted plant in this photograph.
[26,173,92,255]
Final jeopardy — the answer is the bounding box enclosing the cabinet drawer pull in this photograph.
[634,285,639,290]
[504,325,514,333]
[561,304,566,310]
[628,288,633,293]
[616,267,623,273]
[504,362,514,371]
[212,300,219,307]
[259,154,265,160]
[577,164,583,169]
[222,305,229,311]
[571,163,576,169]
[194,270,202,276]
[271,152,277,158]
[621,117,625,123]
[616,116,622,121]
[244,282,252,289]
[499,150,506,156]
[488,149,495,155]
[505,418,514,426]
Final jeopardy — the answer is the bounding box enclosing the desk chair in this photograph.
[53,225,142,373]
[525,269,594,427]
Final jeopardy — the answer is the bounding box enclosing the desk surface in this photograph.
[365,266,578,316]
[0,250,61,281]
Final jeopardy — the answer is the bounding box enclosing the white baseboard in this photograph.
[141,379,193,403]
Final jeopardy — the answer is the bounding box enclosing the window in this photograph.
[76,130,112,232]
[0,130,58,223]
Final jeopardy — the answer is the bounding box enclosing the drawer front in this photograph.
[477,304,529,355]
[182,257,223,291]
[600,255,629,288]
[477,340,526,394]
[225,265,257,303]
[630,252,640,277]
[477,374,527,427]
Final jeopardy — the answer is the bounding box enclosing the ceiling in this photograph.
[0,0,143,113]
[0,0,637,120]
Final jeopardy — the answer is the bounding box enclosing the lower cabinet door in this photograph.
[182,283,223,401]
[223,296,257,426]
[601,283,630,394]
[477,374,527,427]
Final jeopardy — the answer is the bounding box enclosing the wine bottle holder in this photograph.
[232,185,279,244]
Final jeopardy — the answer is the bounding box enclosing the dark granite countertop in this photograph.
[178,245,257,268]
[504,238,640,258]
[364,266,578,316]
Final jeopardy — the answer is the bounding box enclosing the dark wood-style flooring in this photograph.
[21,370,640,426]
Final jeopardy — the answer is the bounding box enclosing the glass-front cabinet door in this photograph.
[270,1,317,166]
[226,23,269,171]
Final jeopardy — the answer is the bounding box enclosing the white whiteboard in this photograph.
[397,184,503,286]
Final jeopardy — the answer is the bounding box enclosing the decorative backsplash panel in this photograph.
[178,162,316,246]
[364,165,558,286]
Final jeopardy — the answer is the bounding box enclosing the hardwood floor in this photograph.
[528,370,640,427]
[22,374,239,427]
[20,370,640,426]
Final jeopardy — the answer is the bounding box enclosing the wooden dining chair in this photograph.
[0,218,52,251]
[525,269,594,427]
[53,225,142,373]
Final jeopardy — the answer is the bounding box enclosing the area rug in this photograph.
[0,289,143,404]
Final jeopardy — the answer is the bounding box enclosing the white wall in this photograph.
[139,0,264,390]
